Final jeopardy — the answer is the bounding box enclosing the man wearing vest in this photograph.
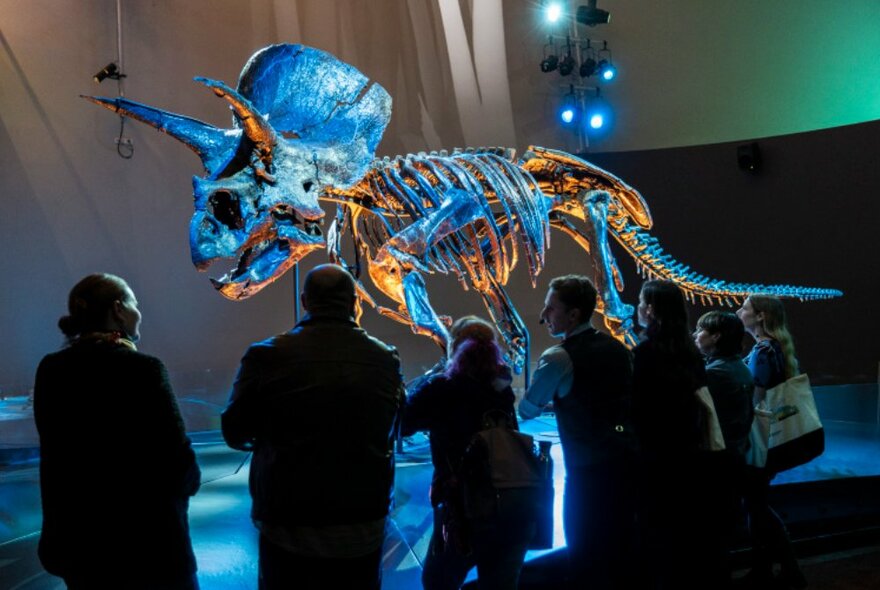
[518,274,638,589]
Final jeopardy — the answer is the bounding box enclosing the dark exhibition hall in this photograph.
[2,1,879,589]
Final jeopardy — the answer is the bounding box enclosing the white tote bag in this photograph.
[745,374,824,472]
[695,386,726,452]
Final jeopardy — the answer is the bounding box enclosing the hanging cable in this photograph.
[115,0,133,158]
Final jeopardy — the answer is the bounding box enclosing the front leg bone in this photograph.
[582,190,637,344]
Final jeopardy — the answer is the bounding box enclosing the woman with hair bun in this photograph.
[736,295,807,589]
[34,273,201,589]
[401,316,531,590]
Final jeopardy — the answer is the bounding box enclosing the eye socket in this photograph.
[208,191,245,230]
[302,181,314,193]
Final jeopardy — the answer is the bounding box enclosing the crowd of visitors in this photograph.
[33,269,807,589]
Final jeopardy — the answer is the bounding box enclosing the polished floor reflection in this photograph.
[1,414,878,589]
[0,415,563,590]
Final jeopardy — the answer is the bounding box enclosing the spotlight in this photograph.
[596,42,616,82]
[598,60,616,81]
[579,57,597,78]
[93,62,121,83]
[540,55,559,73]
[585,93,612,133]
[559,89,579,125]
[576,0,611,27]
[545,2,563,23]
[560,106,577,124]
[558,53,575,76]
[540,39,560,73]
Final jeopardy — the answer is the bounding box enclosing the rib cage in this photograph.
[330,148,550,290]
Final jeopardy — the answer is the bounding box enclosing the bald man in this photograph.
[222,264,404,590]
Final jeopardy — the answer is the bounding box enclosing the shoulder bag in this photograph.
[745,373,824,472]
[695,385,727,452]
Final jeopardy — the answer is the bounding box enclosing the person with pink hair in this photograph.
[402,316,531,590]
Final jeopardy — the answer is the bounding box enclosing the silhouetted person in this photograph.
[519,275,637,589]
[222,264,404,590]
[34,273,200,589]
[632,279,715,589]
[737,295,807,589]
[695,310,755,587]
[403,316,531,590]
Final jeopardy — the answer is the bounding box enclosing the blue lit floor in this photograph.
[0,416,878,589]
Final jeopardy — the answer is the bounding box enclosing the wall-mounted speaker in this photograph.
[737,142,761,173]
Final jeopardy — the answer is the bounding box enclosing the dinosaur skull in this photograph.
[190,137,330,298]
[85,44,391,299]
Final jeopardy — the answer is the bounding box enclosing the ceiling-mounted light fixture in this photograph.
[541,54,559,73]
[558,86,579,125]
[597,41,616,81]
[540,39,559,73]
[586,88,612,132]
[580,57,597,78]
[579,41,596,78]
[576,0,611,27]
[558,52,575,76]
[556,39,575,76]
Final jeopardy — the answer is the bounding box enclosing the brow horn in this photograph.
[194,77,277,154]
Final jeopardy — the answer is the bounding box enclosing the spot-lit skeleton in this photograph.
[85,45,840,375]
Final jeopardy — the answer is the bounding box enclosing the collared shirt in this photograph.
[518,322,593,419]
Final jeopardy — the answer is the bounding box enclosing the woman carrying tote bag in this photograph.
[737,295,807,589]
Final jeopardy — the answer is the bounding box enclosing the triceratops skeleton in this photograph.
[85,44,841,374]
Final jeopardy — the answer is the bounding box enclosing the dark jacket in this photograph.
[557,327,636,470]
[705,354,754,458]
[401,370,516,506]
[633,339,707,458]
[222,314,404,526]
[34,341,199,580]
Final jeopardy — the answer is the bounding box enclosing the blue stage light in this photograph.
[560,107,576,124]
[599,60,616,81]
[585,98,612,133]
